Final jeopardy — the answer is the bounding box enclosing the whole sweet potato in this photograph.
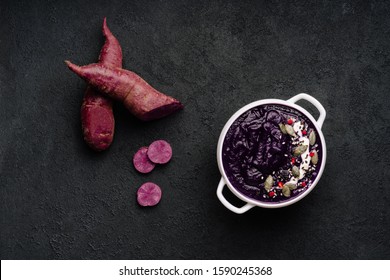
[65,62,183,121]
[81,18,122,151]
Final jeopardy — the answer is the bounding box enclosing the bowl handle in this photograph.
[287,93,326,128]
[217,178,255,214]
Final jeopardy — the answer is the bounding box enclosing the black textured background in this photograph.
[1,0,390,260]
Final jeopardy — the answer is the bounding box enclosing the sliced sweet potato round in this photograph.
[133,146,156,173]
[137,182,162,207]
[147,140,172,164]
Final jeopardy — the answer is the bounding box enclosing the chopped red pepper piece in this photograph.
[287,119,293,125]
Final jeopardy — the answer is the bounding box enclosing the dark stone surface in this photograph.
[1,0,389,259]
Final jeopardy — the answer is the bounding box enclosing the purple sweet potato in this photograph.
[65,62,183,121]
[137,182,162,206]
[81,18,122,151]
[133,146,156,173]
[147,140,172,164]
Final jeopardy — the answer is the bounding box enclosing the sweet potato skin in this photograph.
[66,62,183,121]
[81,88,115,150]
[81,18,122,151]
[98,17,122,68]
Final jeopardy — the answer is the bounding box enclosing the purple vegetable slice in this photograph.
[133,146,156,173]
[147,140,172,164]
[137,182,162,206]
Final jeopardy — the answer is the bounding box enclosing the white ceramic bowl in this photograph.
[216,93,327,214]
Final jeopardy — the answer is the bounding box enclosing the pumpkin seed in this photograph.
[279,123,287,134]
[309,130,316,145]
[311,150,318,165]
[285,124,296,137]
[264,175,273,191]
[292,166,300,177]
[282,185,291,197]
[293,145,308,157]
[284,182,297,190]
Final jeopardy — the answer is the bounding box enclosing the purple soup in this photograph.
[222,104,323,203]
